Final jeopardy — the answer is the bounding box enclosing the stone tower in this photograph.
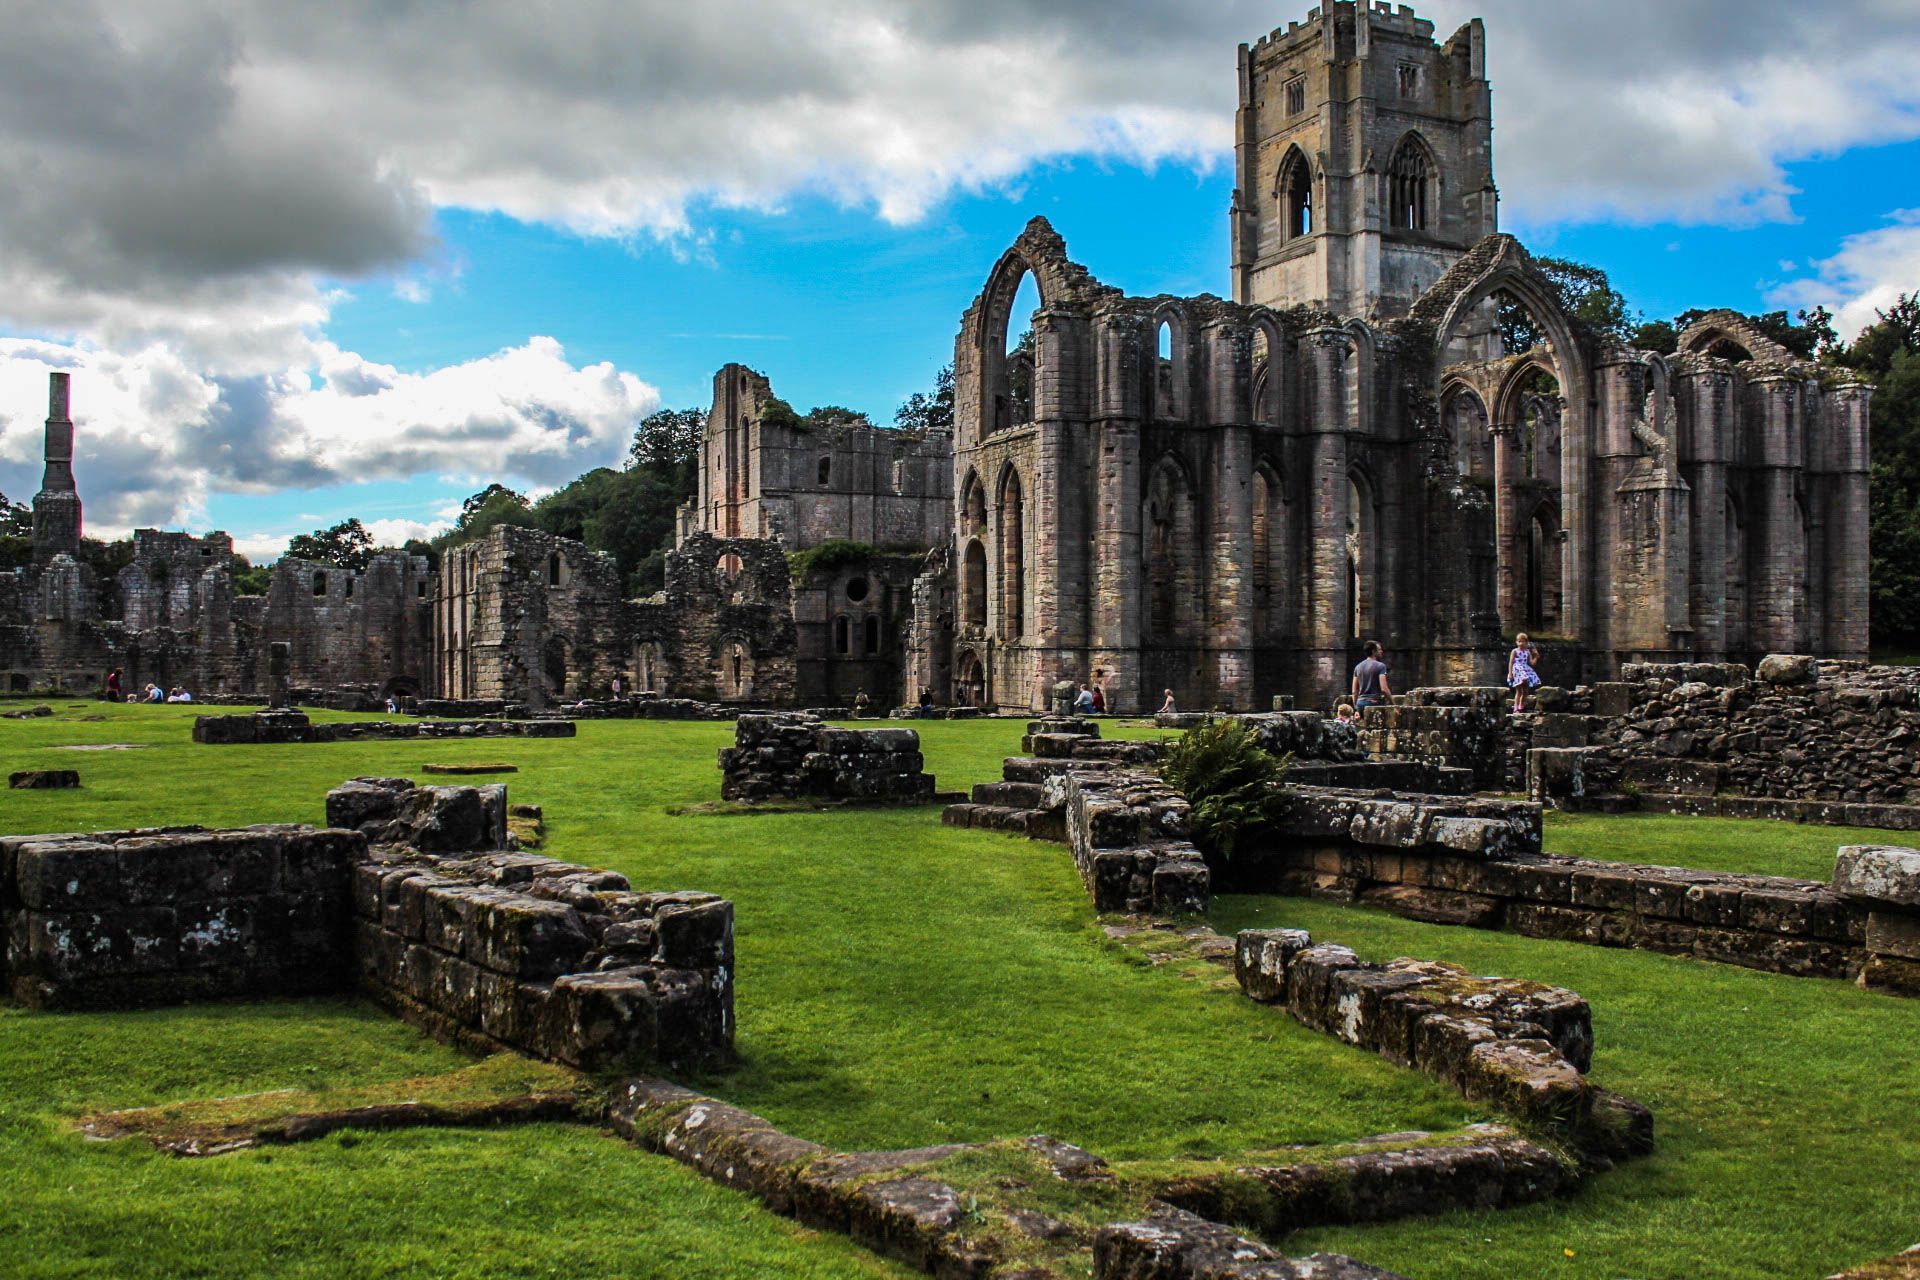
[1230,2,1496,319]
[32,372,82,563]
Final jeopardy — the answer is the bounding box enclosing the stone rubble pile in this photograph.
[719,713,935,804]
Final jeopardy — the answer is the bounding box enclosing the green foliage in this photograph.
[531,465,684,596]
[432,483,537,554]
[1160,719,1292,863]
[0,489,29,538]
[1628,318,1678,354]
[230,555,271,595]
[284,517,374,570]
[761,397,877,433]
[627,406,706,490]
[894,364,955,434]
[1499,256,1633,353]
[75,535,134,579]
[788,539,874,581]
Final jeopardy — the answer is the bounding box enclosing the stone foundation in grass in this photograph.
[192,711,574,744]
[1835,845,1920,996]
[2,776,736,1073]
[0,824,359,1009]
[719,712,935,804]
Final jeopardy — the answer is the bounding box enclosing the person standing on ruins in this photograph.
[1351,641,1392,712]
[1508,633,1542,713]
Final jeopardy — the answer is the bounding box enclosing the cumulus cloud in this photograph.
[1770,210,1920,340]
[0,337,656,537]
[4,0,1919,531]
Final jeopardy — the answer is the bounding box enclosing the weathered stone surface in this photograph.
[1756,653,1816,684]
[721,713,936,804]
[1094,1205,1406,1279]
[1835,846,1920,909]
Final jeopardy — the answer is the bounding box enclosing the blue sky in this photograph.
[2,0,1918,560]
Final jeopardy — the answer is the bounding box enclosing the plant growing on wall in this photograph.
[1160,719,1292,865]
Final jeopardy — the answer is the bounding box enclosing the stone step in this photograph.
[939,803,1065,842]
[971,780,1047,809]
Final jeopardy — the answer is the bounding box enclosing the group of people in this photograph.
[1342,633,1544,718]
[103,669,193,704]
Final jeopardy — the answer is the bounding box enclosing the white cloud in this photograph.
[0,336,656,537]
[5,0,1920,532]
[1770,209,1920,340]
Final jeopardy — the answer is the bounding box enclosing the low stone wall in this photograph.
[193,711,575,744]
[1061,768,1209,916]
[1,824,358,1009]
[1835,845,1920,996]
[1244,785,1920,991]
[719,713,935,804]
[1232,927,1650,1157]
[4,777,738,1070]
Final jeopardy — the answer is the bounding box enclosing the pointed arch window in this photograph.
[1280,150,1313,239]
[1388,138,1431,231]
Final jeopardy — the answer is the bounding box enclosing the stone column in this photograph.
[1089,311,1144,712]
[1678,366,1731,657]
[267,641,292,710]
[1823,382,1873,659]
[1748,375,1804,655]
[1490,422,1517,627]
[1304,328,1352,708]
[1205,318,1254,709]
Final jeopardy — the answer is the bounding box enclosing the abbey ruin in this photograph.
[1,2,1871,715]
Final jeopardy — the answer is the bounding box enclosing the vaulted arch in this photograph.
[1440,381,1491,478]
[996,464,1027,639]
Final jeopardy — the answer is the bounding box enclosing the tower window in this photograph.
[1397,62,1420,98]
[817,455,832,486]
[1280,150,1313,239]
[1284,76,1305,115]
[1389,138,1430,231]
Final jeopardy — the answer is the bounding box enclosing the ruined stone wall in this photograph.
[330,777,734,1072]
[718,713,935,804]
[261,551,434,696]
[791,551,921,707]
[692,362,952,553]
[1,825,358,1009]
[433,526,623,705]
[629,532,797,705]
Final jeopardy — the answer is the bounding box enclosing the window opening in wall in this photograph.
[845,576,869,603]
[548,553,564,586]
[1397,62,1420,98]
[312,571,327,597]
[1284,75,1305,115]
[1281,150,1312,239]
[417,582,426,598]
[817,455,832,486]
[864,615,880,654]
[344,576,354,599]
[1388,138,1430,231]
[834,616,851,655]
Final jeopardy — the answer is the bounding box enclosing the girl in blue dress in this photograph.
[1508,632,1541,713]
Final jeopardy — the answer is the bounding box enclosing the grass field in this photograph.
[2,702,1916,1278]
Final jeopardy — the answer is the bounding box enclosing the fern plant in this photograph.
[1159,718,1293,864]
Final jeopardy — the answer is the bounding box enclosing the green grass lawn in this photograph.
[2,702,1916,1278]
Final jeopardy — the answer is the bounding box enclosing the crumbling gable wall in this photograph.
[628,532,798,705]
[262,551,435,697]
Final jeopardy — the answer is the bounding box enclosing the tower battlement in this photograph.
[1233,2,1495,319]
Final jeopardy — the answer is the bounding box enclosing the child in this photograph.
[1335,703,1356,723]
[1508,632,1542,713]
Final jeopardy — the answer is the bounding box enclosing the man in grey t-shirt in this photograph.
[1351,641,1392,710]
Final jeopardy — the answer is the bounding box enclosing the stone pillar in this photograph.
[267,642,292,710]
[1205,319,1254,709]
[1748,375,1805,655]
[1490,422,1518,627]
[1304,328,1352,707]
[32,372,82,563]
[1090,312,1144,713]
[1678,366,1731,658]
[1823,382,1873,659]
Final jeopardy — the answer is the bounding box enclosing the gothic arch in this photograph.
[1144,453,1201,645]
[1151,303,1190,420]
[1676,310,1798,365]
[1387,131,1438,231]
[995,463,1027,639]
[960,468,987,537]
[1276,144,1315,241]
[1249,310,1286,426]
[1346,467,1378,641]
[1440,381,1492,478]
[1251,458,1289,639]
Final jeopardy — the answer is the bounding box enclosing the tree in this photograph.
[231,555,272,595]
[895,364,955,434]
[0,489,28,572]
[434,484,537,552]
[285,517,375,570]
[628,407,706,493]
[1498,256,1634,354]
